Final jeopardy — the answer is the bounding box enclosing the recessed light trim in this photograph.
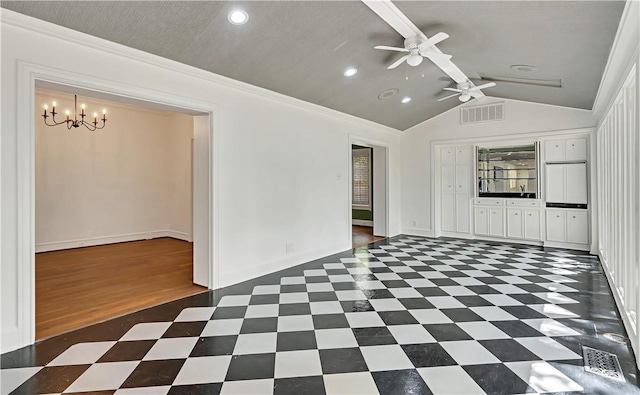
[228,10,248,25]
[344,68,358,77]
[510,64,539,73]
[378,88,399,100]
[401,97,411,104]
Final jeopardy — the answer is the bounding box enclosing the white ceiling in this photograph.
[1,1,625,130]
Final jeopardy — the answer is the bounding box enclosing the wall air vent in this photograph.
[460,102,504,125]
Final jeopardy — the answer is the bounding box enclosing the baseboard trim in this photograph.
[352,220,373,227]
[35,230,191,253]
[543,241,590,251]
[402,228,435,238]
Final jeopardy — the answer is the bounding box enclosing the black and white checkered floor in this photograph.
[2,236,639,394]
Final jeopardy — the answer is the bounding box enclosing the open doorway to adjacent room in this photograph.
[34,83,210,340]
[351,143,387,248]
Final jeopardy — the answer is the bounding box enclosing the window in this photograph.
[352,148,371,210]
[477,143,538,198]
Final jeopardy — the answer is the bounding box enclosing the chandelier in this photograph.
[42,95,107,131]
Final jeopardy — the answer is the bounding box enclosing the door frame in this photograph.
[15,61,220,347]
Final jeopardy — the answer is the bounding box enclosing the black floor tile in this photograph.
[10,365,90,394]
[240,317,278,334]
[372,369,433,395]
[378,311,419,325]
[416,287,449,297]
[492,320,544,338]
[97,340,155,362]
[121,360,185,387]
[401,343,457,368]
[168,383,222,395]
[441,308,485,322]
[423,324,473,341]
[190,335,238,357]
[312,314,349,329]
[276,331,317,351]
[480,339,540,362]
[500,305,547,319]
[162,322,207,338]
[211,306,247,320]
[274,376,326,395]
[353,327,397,346]
[319,348,368,374]
[225,353,276,381]
[308,292,338,302]
[340,300,375,312]
[455,295,495,307]
[279,303,311,316]
[362,289,396,299]
[398,298,435,310]
[464,363,534,395]
[250,294,280,305]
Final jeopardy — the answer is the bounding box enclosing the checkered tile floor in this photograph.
[2,236,639,394]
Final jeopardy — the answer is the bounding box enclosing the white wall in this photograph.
[401,97,595,236]
[34,90,193,252]
[0,11,402,353]
[592,0,640,365]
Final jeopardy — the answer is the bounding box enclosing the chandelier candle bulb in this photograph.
[93,112,98,123]
[65,110,70,121]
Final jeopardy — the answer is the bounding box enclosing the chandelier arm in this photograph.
[81,120,99,131]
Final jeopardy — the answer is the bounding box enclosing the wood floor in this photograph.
[352,225,386,248]
[36,238,207,340]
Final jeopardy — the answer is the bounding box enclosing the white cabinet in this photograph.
[489,208,505,237]
[524,209,541,240]
[544,137,587,162]
[545,163,587,204]
[440,145,472,235]
[507,208,523,238]
[474,199,542,241]
[546,209,588,245]
[474,207,489,235]
[474,206,504,237]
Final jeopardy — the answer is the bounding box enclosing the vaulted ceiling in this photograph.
[1,1,625,130]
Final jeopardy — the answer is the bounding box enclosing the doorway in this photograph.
[33,83,212,339]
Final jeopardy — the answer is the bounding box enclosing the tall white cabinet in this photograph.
[440,146,472,235]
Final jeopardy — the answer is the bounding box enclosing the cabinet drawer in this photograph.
[545,140,565,162]
[474,199,504,206]
[506,200,541,207]
[565,138,587,161]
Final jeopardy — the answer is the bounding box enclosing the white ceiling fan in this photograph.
[438,82,497,102]
[374,33,452,69]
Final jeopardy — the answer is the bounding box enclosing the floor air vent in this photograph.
[460,102,504,124]
[582,346,625,382]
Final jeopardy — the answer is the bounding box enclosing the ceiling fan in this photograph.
[438,82,497,102]
[374,33,452,69]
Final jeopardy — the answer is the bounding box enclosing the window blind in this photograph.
[352,148,371,210]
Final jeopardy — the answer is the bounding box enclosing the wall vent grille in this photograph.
[460,103,504,125]
[582,346,625,382]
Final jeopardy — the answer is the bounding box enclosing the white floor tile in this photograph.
[324,263,346,269]
[373,273,402,281]
[360,345,414,371]
[341,257,361,263]
[65,361,138,392]
[459,270,491,278]
[143,337,198,360]
[48,341,116,366]
[120,323,172,341]
[201,319,244,336]
[516,337,581,360]
[452,277,484,286]
[217,295,252,307]
[304,269,327,277]
[489,284,529,294]
[115,386,170,395]
[274,350,322,378]
[418,366,486,394]
[419,271,447,279]
[336,290,368,301]
[425,296,465,309]
[457,322,510,340]
[470,306,517,321]
[220,379,274,395]
[390,266,414,273]
[281,276,306,285]
[310,301,344,315]
[345,312,385,328]
[389,288,422,298]
[279,292,309,304]
[537,283,578,293]
[522,319,581,337]
[388,324,436,344]
[233,333,277,355]
[528,304,579,318]
[315,328,358,349]
[323,372,380,395]
[173,355,232,385]
[369,298,405,311]
[405,278,436,288]
[277,315,314,332]
[348,267,372,275]
[441,340,500,365]
[329,274,355,283]
[409,309,453,324]
[175,307,216,322]
[532,292,578,304]
[480,294,523,306]
[306,283,334,292]
[0,367,42,395]
[245,304,279,318]
[441,286,476,296]
[252,285,281,295]
[506,361,583,393]
[356,281,386,290]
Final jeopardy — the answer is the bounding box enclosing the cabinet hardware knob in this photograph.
[515,213,518,215]
[528,214,532,216]
[573,216,576,218]
[555,144,559,147]
[556,215,560,218]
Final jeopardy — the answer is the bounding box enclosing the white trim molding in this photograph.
[352,219,373,227]
[35,230,191,253]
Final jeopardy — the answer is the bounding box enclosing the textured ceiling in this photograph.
[1,1,625,130]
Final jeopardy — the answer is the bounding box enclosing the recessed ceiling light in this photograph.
[344,68,358,77]
[401,97,411,104]
[378,88,398,100]
[510,64,539,72]
[228,10,248,25]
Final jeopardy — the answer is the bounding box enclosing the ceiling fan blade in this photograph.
[422,51,452,62]
[471,82,497,91]
[469,90,483,99]
[443,87,462,93]
[418,32,449,50]
[362,0,424,39]
[437,93,460,102]
[388,54,410,69]
[374,45,408,52]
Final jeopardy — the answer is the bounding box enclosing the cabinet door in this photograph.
[524,209,541,240]
[441,193,456,232]
[442,147,456,165]
[474,207,489,236]
[489,208,505,237]
[455,146,472,165]
[546,210,566,242]
[566,211,589,244]
[545,140,565,162]
[506,208,523,239]
[455,165,470,194]
[545,164,566,203]
[456,194,470,233]
[441,165,455,193]
[565,138,587,161]
[565,163,588,204]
